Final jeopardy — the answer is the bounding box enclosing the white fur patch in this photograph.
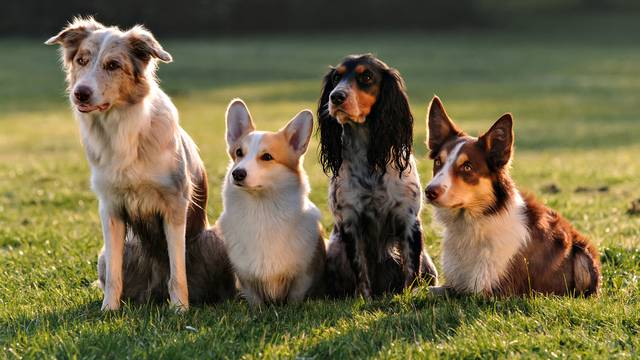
[435,191,530,294]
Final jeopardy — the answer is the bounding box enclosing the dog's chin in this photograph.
[330,109,364,125]
[75,103,111,114]
[233,181,264,193]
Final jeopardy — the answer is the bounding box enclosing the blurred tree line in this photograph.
[2,0,638,36]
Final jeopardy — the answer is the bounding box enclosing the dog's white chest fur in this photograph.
[219,186,320,280]
[436,192,529,294]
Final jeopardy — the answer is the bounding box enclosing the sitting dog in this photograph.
[218,99,326,306]
[317,54,438,299]
[425,96,601,297]
[46,17,235,310]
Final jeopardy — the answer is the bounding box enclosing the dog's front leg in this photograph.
[401,221,423,288]
[343,226,372,299]
[164,208,189,311]
[99,205,125,311]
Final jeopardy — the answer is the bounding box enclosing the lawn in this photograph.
[1,13,639,359]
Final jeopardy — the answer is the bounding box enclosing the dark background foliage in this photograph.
[2,0,638,37]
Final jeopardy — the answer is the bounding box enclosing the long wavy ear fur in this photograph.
[317,68,343,177]
[367,67,413,176]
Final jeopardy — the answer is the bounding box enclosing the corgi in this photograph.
[424,96,601,297]
[218,99,326,306]
[45,18,235,310]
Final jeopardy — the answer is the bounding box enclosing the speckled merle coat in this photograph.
[317,54,438,298]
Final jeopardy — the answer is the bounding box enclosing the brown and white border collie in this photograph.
[46,17,235,310]
[424,96,601,297]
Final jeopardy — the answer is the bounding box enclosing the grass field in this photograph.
[1,13,640,359]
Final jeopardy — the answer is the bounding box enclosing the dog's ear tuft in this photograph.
[317,66,343,176]
[427,96,463,156]
[283,110,314,156]
[225,99,255,147]
[127,25,172,63]
[479,113,514,170]
[45,17,104,65]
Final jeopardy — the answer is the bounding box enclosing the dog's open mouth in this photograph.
[76,103,111,113]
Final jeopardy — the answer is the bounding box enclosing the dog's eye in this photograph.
[462,162,473,172]
[260,153,273,161]
[105,61,121,71]
[434,159,442,167]
[359,71,373,84]
[235,148,243,157]
[76,57,88,66]
[332,72,341,84]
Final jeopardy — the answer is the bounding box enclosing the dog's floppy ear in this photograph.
[44,17,104,66]
[478,113,514,170]
[367,66,413,176]
[282,110,314,156]
[317,67,343,177]
[126,25,172,64]
[427,96,463,157]
[225,99,255,148]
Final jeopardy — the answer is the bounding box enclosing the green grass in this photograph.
[1,13,640,359]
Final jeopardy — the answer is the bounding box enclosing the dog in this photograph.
[317,54,438,299]
[424,96,601,297]
[45,17,235,310]
[218,99,326,306]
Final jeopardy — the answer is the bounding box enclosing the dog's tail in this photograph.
[572,244,601,297]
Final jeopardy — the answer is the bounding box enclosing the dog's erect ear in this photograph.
[282,110,314,156]
[126,25,172,63]
[317,67,344,176]
[225,99,255,147]
[45,17,104,65]
[478,113,514,170]
[427,96,463,156]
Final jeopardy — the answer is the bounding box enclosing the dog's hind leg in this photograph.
[164,205,190,311]
[99,205,125,311]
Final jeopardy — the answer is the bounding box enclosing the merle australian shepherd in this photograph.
[318,54,438,298]
[46,18,235,310]
[425,96,601,297]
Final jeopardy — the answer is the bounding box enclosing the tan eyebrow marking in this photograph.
[456,153,469,166]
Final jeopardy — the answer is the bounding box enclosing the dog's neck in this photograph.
[340,121,370,165]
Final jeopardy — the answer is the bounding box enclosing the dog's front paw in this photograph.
[168,278,189,312]
[357,283,372,300]
[101,297,121,311]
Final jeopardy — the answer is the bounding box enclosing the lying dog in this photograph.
[46,17,234,310]
[218,99,326,305]
[425,96,601,297]
[317,54,437,298]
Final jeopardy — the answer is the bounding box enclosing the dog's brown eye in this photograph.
[434,159,442,167]
[261,153,273,161]
[462,162,473,172]
[105,61,120,71]
[235,148,243,157]
[76,57,88,66]
[360,71,373,84]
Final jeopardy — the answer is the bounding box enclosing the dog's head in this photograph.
[317,54,413,176]
[45,17,172,114]
[425,96,515,216]
[225,99,314,193]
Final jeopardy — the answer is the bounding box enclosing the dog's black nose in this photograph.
[425,185,443,201]
[74,86,93,103]
[232,168,247,182]
[330,90,347,105]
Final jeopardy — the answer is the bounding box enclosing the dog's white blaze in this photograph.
[428,141,465,193]
[435,191,530,294]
